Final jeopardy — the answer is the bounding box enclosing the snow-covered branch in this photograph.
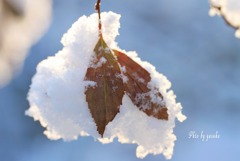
[0,0,51,87]
[26,12,186,160]
[209,0,240,38]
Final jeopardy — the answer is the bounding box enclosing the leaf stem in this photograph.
[95,0,102,38]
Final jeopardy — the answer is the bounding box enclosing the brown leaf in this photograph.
[113,50,168,120]
[84,38,125,136]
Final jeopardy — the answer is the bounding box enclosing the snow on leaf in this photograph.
[84,37,125,136]
[114,50,168,120]
[26,12,186,160]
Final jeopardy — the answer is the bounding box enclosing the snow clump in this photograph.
[26,11,186,160]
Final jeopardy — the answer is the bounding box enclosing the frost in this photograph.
[209,0,240,38]
[121,66,126,73]
[89,55,107,68]
[0,0,51,87]
[96,57,107,67]
[26,12,186,159]
[119,66,129,83]
[135,88,165,111]
[84,81,97,88]
[104,47,111,54]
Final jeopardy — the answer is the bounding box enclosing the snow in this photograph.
[0,0,51,87]
[90,56,107,68]
[209,0,240,38]
[236,28,240,38]
[1,1,240,161]
[26,11,186,159]
[119,66,129,83]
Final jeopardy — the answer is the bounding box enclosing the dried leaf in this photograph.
[84,38,125,136]
[113,50,168,120]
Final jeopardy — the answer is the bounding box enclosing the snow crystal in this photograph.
[0,0,51,87]
[121,66,126,73]
[26,11,186,159]
[104,47,111,54]
[92,57,107,68]
[119,66,129,83]
[209,0,240,39]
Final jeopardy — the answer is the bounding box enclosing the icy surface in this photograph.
[0,0,51,87]
[26,12,186,159]
[209,0,240,38]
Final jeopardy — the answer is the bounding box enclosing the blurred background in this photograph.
[0,0,240,161]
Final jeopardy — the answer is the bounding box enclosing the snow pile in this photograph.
[0,0,51,87]
[26,12,186,159]
[209,0,240,38]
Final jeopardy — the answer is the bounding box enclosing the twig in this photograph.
[2,0,24,16]
[95,0,102,38]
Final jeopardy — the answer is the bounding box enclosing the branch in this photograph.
[2,0,24,16]
[210,4,239,30]
[95,0,102,38]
